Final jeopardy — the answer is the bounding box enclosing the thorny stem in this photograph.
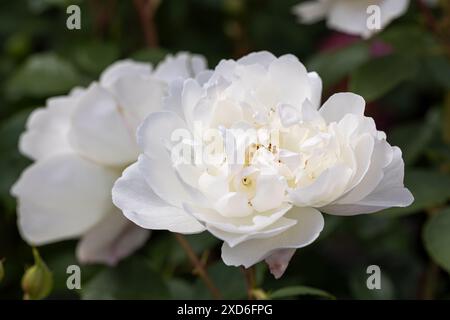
[174,234,222,299]
[133,0,159,48]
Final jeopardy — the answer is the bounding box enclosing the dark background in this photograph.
[0,0,450,300]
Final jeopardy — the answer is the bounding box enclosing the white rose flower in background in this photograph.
[292,0,410,38]
[11,53,207,266]
[112,51,413,278]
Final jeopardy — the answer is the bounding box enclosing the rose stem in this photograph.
[174,234,222,299]
[133,0,159,48]
[88,0,116,38]
[242,266,256,300]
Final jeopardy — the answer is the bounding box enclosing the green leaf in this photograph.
[349,54,417,102]
[194,262,246,299]
[45,245,100,296]
[168,278,195,299]
[28,0,80,13]
[380,170,450,217]
[270,285,335,300]
[307,42,370,89]
[379,25,438,56]
[423,207,450,273]
[0,110,32,211]
[73,42,119,76]
[5,33,31,58]
[6,53,82,99]
[424,55,450,90]
[82,257,170,299]
[389,108,440,165]
[444,93,450,145]
[349,270,395,300]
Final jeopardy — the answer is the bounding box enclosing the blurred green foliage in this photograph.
[0,0,450,300]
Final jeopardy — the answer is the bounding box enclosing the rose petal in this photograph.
[11,154,117,244]
[76,209,150,266]
[112,162,205,233]
[221,207,324,268]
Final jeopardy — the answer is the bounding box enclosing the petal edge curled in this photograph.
[112,161,206,234]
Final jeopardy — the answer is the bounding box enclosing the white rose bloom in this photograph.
[292,0,410,38]
[12,53,207,266]
[112,51,413,277]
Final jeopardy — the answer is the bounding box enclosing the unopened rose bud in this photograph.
[21,248,53,300]
[251,289,270,300]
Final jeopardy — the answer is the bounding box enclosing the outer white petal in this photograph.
[268,54,311,108]
[323,147,413,215]
[76,209,150,266]
[221,207,324,268]
[19,91,82,161]
[137,110,187,157]
[207,59,238,83]
[108,75,167,130]
[349,146,413,208]
[163,69,211,122]
[137,111,207,207]
[319,92,365,124]
[341,133,374,193]
[207,216,297,248]
[292,0,330,24]
[334,139,392,204]
[237,51,277,68]
[11,153,117,244]
[68,84,139,167]
[100,59,152,87]
[112,162,205,233]
[139,152,205,209]
[184,203,292,235]
[307,71,323,109]
[162,78,184,117]
[153,52,207,83]
[181,78,204,129]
